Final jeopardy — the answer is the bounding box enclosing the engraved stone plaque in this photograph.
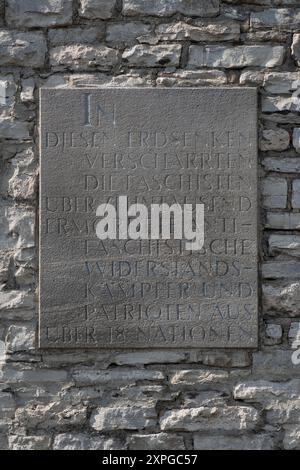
[39,88,258,348]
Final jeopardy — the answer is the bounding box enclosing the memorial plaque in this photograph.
[39,88,258,348]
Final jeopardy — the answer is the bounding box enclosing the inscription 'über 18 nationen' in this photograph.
[39,88,258,348]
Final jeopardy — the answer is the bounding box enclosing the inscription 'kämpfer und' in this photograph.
[39,88,258,348]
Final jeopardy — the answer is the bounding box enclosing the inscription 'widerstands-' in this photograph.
[39,88,258,348]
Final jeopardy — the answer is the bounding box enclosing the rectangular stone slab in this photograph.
[39,87,258,348]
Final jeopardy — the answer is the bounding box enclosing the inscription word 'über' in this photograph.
[39,88,258,348]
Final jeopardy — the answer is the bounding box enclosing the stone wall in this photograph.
[0,0,300,451]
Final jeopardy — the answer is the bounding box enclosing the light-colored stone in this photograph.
[188,45,285,68]
[20,78,35,102]
[0,30,46,68]
[269,234,300,257]
[128,433,185,450]
[263,72,300,94]
[91,406,157,431]
[261,177,287,209]
[16,402,87,429]
[194,434,274,450]
[239,70,264,86]
[5,325,35,353]
[9,435,51,450]
[152,19,240,42]
[0,365,67,384]
[160,406,260,431]
[259,129,290,151]
[292,34,300,64]
[0,148,37,200]
[6,0,73,27]
[53,433,123,450]
[262,96,300,113]
[79,0,117,19]
[263,283,300,316]
[50,45,118,71]
[122,45,181,67]
[169,369,229,386]
[123,0,220,18]
[234,380,300,402]
[251,9,300,32]
[283,426,300,450]
[0,288,35,312]
[157,69,227,87]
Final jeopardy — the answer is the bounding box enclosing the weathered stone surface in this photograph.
[292,180,300,209]
[259,129,290,151]
[283,426,300,450]
[0,74,16,111]
[262,96,300,113]
[0,289,35,313]
[50,45,118,71]
[40,88,258,349]
[263,72,300,94]
[263,283,300,316]
[266,401,300,425]
[49,27,105,46]
[128,433,185,450]
[242,31,289,43]
[151,19,240,42]
[6,0,73,28]
[5,325,35,353]
[9,435,51,450]
[157,69,227,86]
[293,128,300,154]
[169,369,229,386]
[263,157,300,173]
[0,392,15,419]
[263,261,300,279]
[16,402,87,429]
[122,45,181,67]
[160,406,260,431]
[53,433,123,450]
[0,148,37,200]
[194,434,274,450]
[289,322,300,345]
[20,78,35,102]
[79,0,117,19]
[239,70,264,86]
[114,351,188,365]
[234,380,300,402]
[251,9,300,32]
[188,45,285,68]
[266,212,300,230]
[292,34,300,64]
[72,369,164,386]
[0,119,30,141]
[269,234,300,257]
[0,365,68,384]
[0,30,46,68]
[91,406,157,431]
[123,0,220,18]
[199,351,251,368]
[252,350,300,379]
[107,22,152,46]
[261,177,287,209]
[265,323,282,344]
